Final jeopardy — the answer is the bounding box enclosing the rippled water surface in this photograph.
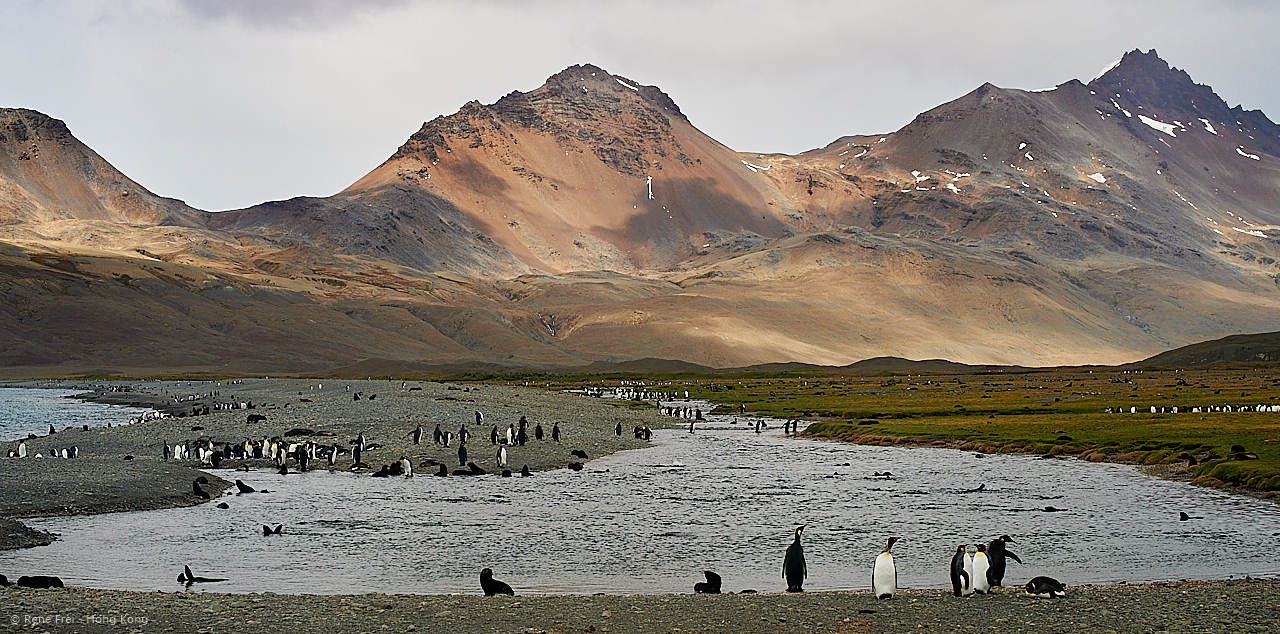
[0,387,150,442]
[3,400,1279,595]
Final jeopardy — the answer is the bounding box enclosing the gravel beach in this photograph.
[1,379,674,550]
[1,579,1275,633]
[2,379,1277,633]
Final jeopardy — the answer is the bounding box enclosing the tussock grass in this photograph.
[498,366,1280,492]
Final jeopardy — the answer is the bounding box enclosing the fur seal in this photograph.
[480,568,515,596]
[17,575,64,589]
[235,480,256,494]
[177,565,227,584]
[694,570,722,594]
[192,480,210,499]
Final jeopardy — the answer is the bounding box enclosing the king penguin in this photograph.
[986,535,1021,587]
[1024,576,1067,598]
[783,526,806,592]
[950,545,973,597]
[872,537,899,599]
[972,543,992,594]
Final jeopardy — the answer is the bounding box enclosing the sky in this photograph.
[3,0,1278,212]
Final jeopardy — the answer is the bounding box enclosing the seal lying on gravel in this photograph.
[480,568,515,596]
[17,575,64,589]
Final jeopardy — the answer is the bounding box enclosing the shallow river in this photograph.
[3,400,1279,595]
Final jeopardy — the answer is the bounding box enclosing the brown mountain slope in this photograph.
[337,64,792,273]
[0,109,201,228]
[2,51,1280,375]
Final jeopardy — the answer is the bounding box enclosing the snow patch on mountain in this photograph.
[1139,115,1178,137]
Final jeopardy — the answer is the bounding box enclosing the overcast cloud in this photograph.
[2,0,1276,211]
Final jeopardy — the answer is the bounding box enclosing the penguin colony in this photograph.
[5,384,1082,599]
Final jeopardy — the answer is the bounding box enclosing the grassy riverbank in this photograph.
[473,367,1280,492]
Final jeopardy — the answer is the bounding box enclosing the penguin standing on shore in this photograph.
[872,537,899,599]
[950,545,973,597]
[987,535,1021,587]
[458,441,468,467]
[497,446,508,468]
[783,526,806,592]
[551,421,560,442]
[411,425,422,446]
[972,544,992,594]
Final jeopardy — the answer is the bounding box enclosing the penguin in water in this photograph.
[972,544,992,594]
[986,535,1021,587]
[480,568,515,596]
[950,545,973,597]
[872,537,899,599]
[783,526,806,592]
[262,524,283,536]
[693,570,722,594]
[1025,576,1067,598]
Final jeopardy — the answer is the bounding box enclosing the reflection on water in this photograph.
[4,401,1278,595]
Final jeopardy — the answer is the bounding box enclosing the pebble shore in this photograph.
[1,379,674,549]
[2,379,1277,633]
[2,579,1275,633]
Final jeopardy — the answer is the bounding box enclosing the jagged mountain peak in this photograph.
[388,63,689,174]
[1090,49,1275,126]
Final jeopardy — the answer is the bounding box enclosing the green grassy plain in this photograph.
[466,366,1280,491]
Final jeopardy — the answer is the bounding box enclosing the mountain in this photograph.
[212,64,790,274]
[2,50,1279,376]
[0,108,202,229]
